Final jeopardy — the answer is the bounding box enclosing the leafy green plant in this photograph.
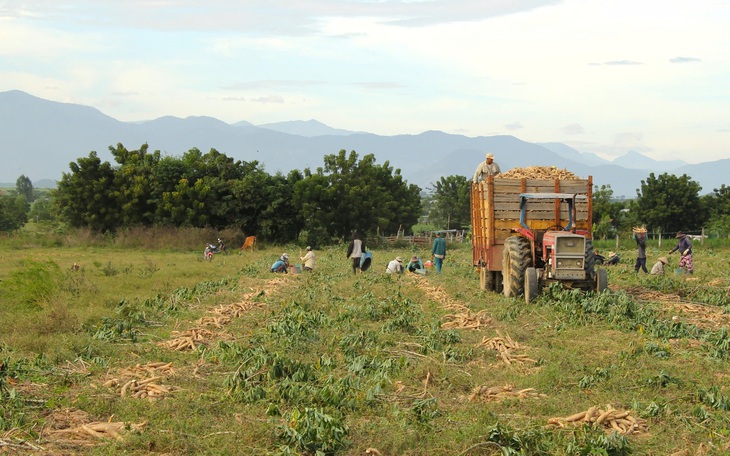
[579,367,612,389]
[645,370,681,388]
[277,407,350,455]
[137,257,160,278]
[644,341,671,358]
[99,261,119,276]
[410,397,441,425]
[696,386,730,411]
[703,327,730,359]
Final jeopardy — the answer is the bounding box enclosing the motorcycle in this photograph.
[203,238,229,260]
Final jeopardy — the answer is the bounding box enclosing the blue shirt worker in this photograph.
[407,255,426,275]
[271,253,289,273]
[431,232,447,274]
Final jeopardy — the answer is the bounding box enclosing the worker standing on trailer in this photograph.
[472,152,501,183]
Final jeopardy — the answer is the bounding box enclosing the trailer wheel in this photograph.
[596,268,608,292]
[525,267,539,304]
[502,236,532,298]
[479,266,494,291]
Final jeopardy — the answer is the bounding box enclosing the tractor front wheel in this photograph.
[525,267,539,304]
[502,236,532,298]
[596,268,608,292]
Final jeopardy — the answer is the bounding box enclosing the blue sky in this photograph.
[1,0,728,163]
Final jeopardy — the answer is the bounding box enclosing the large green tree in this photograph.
[110,143,161,226]
[55,151,119,232]
[428,175,470,229]
[16,175,34,202]
[293,150,421,241]
[700,184,730,237]
[635,172,706,234]
[0,194,29,231]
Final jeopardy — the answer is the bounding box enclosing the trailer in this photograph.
[470,174,607,302]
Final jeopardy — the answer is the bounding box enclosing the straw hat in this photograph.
[676,231,686,238]
[486,153,494,159]
[608,251,616,257]
[659,257,669,264]
[395,256,403,262]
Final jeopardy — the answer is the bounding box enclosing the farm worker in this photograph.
[346,232,366,274]
[606,251,620,265]
[406,255,426,275]
[669,231,693,274]
[472,152,501,183]
[386,256,404,274]
[270,253,289,273]
[650,257,669,275]
[632,227,648,273]
[300,246,316,272]
[431,232,447,274]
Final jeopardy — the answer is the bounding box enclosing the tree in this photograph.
[0,194,29,231]
[54,151,119,232]
[293,150,421,242]
[701,184,730,238]
[155,148,253,229]
[428,175,470,229]
[109,143,161,226]
[591,184,634,238]
[635,173,706,234]
[16,175,34,202]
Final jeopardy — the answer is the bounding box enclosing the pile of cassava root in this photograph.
[46,421,146,443]
[500,166,580,180]
[546,405,648,434]
[469,383,546,402]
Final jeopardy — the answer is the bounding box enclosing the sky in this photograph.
[1,0,729,164]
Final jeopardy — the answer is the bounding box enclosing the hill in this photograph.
[1,90,727,197]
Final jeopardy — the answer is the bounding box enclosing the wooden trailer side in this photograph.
[471,176,593,272]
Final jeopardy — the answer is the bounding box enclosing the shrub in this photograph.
[0,259,61,310]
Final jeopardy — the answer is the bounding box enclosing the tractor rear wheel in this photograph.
[502,236,532,298]
[525,267,539,304]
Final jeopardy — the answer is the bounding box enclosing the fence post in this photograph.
[658,229,662,248]
[702,227,705,245]
[615,234,619,251]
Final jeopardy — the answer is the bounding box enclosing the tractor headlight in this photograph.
[557,260,563,267]
[576,260,582,267]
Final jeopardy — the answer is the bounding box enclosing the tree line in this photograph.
[46,144,420,246]
[3,146,729,242]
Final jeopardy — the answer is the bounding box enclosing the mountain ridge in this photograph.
[0,90,726,197]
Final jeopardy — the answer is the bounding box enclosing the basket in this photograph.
[632,226,647,234]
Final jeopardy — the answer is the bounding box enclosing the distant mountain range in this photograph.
[1,90,727,197]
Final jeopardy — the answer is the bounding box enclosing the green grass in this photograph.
[1,233,730,454]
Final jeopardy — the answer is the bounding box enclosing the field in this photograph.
[2,234,730,455]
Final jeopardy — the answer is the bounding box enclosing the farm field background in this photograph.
[2,233,730,455]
